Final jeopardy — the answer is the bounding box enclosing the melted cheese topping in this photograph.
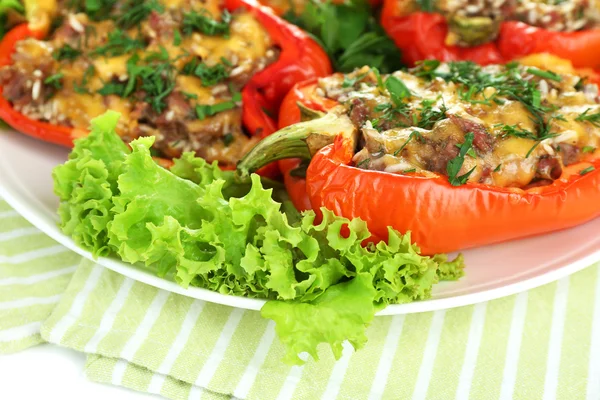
[4,0,276,165]
[318,63,600,189]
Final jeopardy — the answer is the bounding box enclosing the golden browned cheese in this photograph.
[317,63,600,189]
[5,0,276,165]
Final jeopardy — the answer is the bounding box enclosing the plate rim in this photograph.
[1,132,599,315]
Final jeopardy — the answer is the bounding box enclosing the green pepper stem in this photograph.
[236,112,355,179]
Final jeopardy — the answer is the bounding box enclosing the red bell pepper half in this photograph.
[0,0,332,153]
[236,77,600,255]
[380,0,600,69]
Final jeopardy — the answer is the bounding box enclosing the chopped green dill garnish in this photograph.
[73,0,117,21]
[416,99,447,129]
[575,108,600,127]
[526,67,562,82]
[84,25,97,47]
[412,60,441,80]
[98,82,126,96]
[53,44,82,61]
[182,91,198,100]
[222,133,234,146]
[342,71,369,88]
[116,0,164,29]
[371,67,385,92]
[416,0,435,12]
[447,132,476,186]
[373,103,390,112]
[173,30,182,46]
[580,166,595,175]
[98,54,176,113]
[393,130,423,156]
[74,65,96,94]
[493,164,502,172]
[356,158,371,168]
[195,92,241,120]
[220,57,233,67]
[496,124,536,140]
[181,58,229,87]
[182,9,231,37]
[145,46,170,62]
[582,146,596,153]
[90,29,145,57]
[44,73,64,90]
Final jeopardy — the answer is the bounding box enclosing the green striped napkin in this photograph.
[0,201,80,353]
[2,199,600,399]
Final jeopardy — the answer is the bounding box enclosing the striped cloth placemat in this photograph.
[0,200,80,353]
[2,199,600,399]
[41,261,600,400]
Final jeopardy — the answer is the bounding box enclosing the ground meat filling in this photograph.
[317,63,600,189]
[0,0,279,165]
[417,0,600,46]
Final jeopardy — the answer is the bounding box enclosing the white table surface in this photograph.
[0,344,158,399]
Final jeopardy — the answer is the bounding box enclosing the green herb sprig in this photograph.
[447,132,476,186]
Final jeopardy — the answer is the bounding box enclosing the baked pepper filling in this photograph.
[410,0,600,46]
[319,62,600,189]
[237,61,600,190]
[0,0,278,165]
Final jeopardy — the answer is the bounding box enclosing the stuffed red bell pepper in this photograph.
[381,0,600,69]
[237,60,600,254]
[0,0,331,169]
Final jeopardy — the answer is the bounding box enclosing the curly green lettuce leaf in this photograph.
[53,111,465,365]
[52,111,129,256]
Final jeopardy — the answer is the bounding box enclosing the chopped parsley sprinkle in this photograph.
[53,44,82,61]
[182,9,231,37]
[493,164,502,172]
[582,146,596,154]
[580,166,595,176]
[447,132,476,186]
[403,168,417,173]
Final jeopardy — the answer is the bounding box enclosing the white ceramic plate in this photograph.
[2,129,600,315]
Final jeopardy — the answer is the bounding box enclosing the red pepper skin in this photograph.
[380,0,600,69]
[380,9,503,66]
[498,22,600,70]
[278,79,600,255]
[0,24,75,147]
[0,0,331,166]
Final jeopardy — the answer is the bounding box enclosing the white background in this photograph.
[0,345,156,399]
